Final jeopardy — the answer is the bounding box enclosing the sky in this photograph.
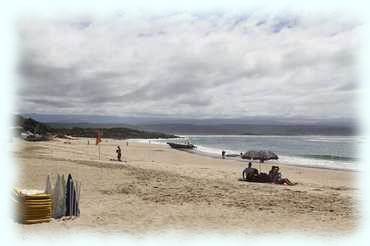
[16,11,360,122]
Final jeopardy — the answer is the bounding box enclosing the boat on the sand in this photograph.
[167,142,195,149]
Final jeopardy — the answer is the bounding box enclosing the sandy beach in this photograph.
[12,138,359,235]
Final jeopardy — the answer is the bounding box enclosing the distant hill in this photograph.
[18,113,357,136]
[50,127,178,139]
[15,115,178,139]
[21,113,355,126]
[16,115,52,135]
[134,123,357,136]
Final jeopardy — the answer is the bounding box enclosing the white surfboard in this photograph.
[44,175,52,195]
[52,174,60,218]
[53,174,67,218]
[61,174,66,216]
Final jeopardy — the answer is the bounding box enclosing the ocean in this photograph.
[132,135,361,171]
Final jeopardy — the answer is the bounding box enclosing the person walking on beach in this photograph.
[116,146,122,161]
[222,150,226,159]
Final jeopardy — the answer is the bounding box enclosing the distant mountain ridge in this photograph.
[16,115,52,135]
[22,113,355,126]
[15,115,178,139]
[134,123,356,136]
[20,113,357,136]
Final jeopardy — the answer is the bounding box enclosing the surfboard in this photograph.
[45,175,52,195]
[53,174,66,218]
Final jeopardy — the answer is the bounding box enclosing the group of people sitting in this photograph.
[242,162,296,185]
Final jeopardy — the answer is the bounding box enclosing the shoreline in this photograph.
[129,138,358,173]
[186,149,358,173]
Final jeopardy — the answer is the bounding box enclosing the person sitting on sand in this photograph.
[242,162,258,181]
[116,146,122,161]
[268,166,279,183]
[268,166,296,185]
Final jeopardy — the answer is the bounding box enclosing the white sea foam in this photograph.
[304,136,363,143]
[128,138,181,145]
[193,145,358,171]
[275,155,357,171]
[194,145,239,156]
[129,136,359,171]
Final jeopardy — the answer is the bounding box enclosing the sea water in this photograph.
[132,135,362,171]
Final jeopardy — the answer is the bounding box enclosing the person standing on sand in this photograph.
[116,146,122,161]
[222,150,226,159]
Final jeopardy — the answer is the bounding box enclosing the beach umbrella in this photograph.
[242,150,278,172]
[242,150,278,162]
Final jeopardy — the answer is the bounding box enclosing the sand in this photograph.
[12,138,359,235]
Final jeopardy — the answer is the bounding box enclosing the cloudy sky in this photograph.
[16,11,360,121]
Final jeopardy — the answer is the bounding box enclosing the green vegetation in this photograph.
[16,115,52,135]
[16,115,178,139]
[51,127,178,139]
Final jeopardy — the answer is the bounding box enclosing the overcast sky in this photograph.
[16,11,360,121]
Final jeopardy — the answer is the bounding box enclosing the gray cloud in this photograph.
[16,12,359,120]
[25,98,76,108]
